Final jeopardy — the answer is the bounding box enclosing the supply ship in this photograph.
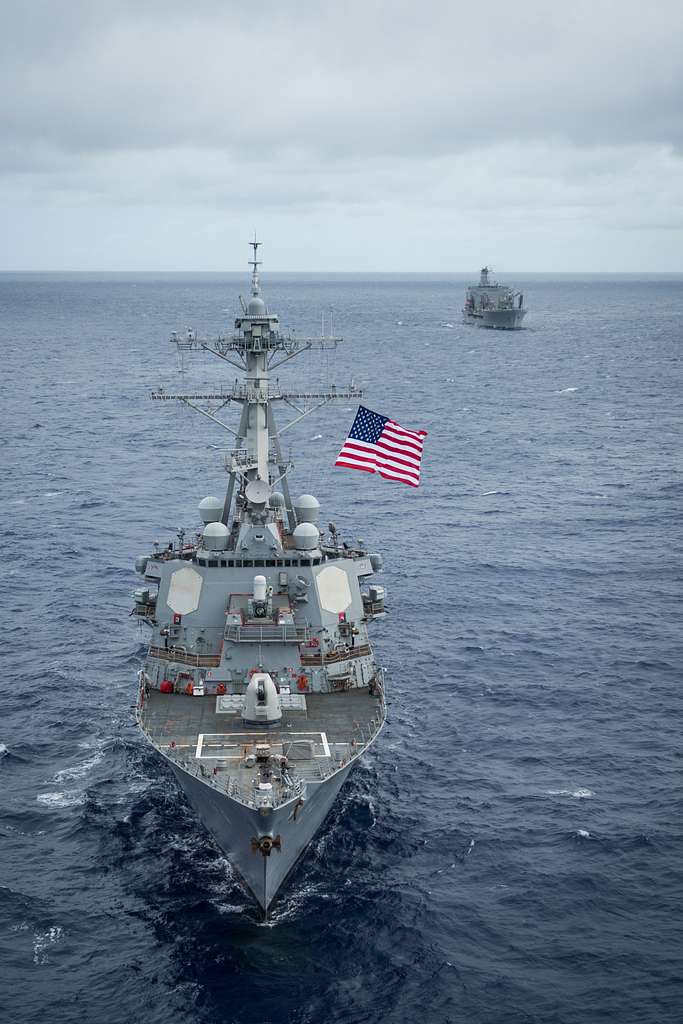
[133,243,386,915]
[463,266,526,329]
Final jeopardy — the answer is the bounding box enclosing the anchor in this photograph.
[251,834,282,857]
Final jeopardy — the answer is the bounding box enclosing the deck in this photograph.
[139,686,384,808]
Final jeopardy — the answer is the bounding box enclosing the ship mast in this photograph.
[152,240,361,533]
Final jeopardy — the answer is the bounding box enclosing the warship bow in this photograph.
[133,243,387,914]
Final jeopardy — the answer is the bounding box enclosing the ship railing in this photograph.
[300,643,371,667]
[224,623,310,644]
[149,645,221,668]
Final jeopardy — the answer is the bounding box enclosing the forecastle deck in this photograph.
[138,685,385,809]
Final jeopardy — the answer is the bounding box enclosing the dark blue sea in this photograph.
[1,272,682,1024]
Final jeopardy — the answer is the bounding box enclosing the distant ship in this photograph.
[463,267,526,329]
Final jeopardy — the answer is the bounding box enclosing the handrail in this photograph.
[300,643,371,666]
[225,623,310,643]
[149,645,221,667]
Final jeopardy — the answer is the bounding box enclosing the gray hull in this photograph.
[481,307,526,329]
[169,757,352,913]
[464,309,528,329]
[464,308,526,330]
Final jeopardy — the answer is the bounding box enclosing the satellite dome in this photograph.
[203,521,229,551]
[247,295,267,316]
[294,494,320,523]
[269,491,285,509]
[293,522,319,551]
[199,495,222,523]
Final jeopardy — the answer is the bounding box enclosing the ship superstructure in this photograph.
[463,266,527,329]
[134,243,387,914]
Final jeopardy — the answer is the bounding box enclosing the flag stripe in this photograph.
[383,428,424,453]
[335,451,378,470]
[386,421,427,441]
[335,459,376,474]
[375,438,423,463]
[341,440,419,474]
[379,468,419,487]
[336,447,420,483]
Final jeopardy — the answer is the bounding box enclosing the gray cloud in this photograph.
[0,0,682,269]
[2,0,682,159]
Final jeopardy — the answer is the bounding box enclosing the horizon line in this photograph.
[1,268,682,276]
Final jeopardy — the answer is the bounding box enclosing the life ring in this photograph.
[296,675,308,692]
[216,683,226,696]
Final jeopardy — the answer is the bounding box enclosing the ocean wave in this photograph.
[52,748,106,783]
[547,788,594,799]
[33,925,64,965]
[36,790,86,809]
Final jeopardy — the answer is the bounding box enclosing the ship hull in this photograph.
[167,755,353,913]
[464,308,526,329]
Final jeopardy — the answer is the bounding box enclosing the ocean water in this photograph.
[1,271,682,1024]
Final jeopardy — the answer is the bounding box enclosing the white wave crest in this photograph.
[52,749,104,783]
[37,790,86,808]
[33,925,64,965]
[547,788,594,799]
[554,387,578,394]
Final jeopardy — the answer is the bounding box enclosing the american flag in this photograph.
[335,405,427,487]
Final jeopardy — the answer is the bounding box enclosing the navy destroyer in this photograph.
[133,243,386,915]
[463,266,527,329]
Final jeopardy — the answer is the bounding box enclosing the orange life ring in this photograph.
[297,675,308,692]
[216,683,226,696]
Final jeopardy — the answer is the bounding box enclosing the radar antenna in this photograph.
[249,234,262,296]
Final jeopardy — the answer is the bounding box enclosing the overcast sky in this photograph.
[1,0,682,271]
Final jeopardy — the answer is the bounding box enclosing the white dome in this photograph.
[247,295,267,315]
[294,493,320,523]
[293,522,319,551]
[269,491,285,509]
[199,495,222,523]
[203,521,229,551]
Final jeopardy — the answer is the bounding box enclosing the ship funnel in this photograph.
[242,673,282,728]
